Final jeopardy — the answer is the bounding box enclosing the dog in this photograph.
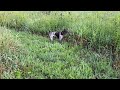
[49,29,69,42]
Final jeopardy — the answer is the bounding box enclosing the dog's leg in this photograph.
[49,32,55,43]
[59,34,63,43]
[50,35,53,41]
[50,36,54,44]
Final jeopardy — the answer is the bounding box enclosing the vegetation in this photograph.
[0,11,120,79]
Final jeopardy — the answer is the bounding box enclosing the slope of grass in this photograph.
[10,30,94,79]
[1,28,120,79]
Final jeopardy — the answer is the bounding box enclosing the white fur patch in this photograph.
[59,32,63,41]
[49,32,56,41]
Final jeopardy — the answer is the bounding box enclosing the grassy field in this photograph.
[0,11,120,79]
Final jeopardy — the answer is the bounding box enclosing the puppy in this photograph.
[49,29,69,42]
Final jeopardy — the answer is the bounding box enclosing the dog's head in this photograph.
[61,29,69,35]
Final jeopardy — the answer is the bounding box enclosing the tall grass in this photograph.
[0,11,120,78]
[1,11,120,57]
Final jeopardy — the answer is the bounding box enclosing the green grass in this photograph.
[0,29,120,79]
[0,11,120,79]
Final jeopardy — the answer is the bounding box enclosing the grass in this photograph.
[0,27,23,78]
[0,11,120,79]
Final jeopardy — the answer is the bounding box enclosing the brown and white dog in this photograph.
[49,29,69,42]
